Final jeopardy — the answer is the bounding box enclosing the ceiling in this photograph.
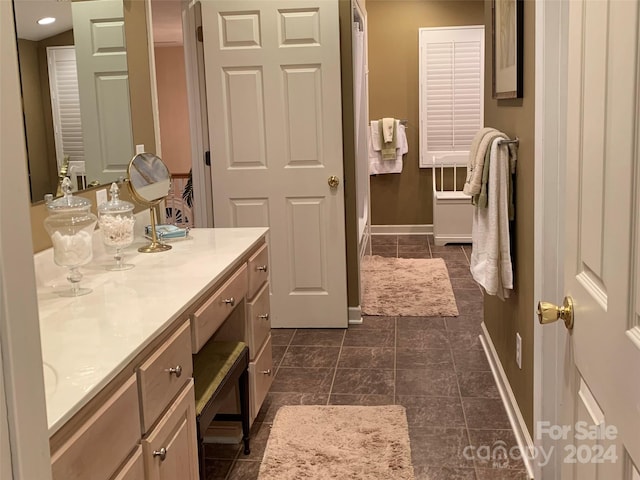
[13,0,183,45]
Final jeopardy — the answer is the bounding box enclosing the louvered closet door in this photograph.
[47,47,84,174]
[419,26,484,167]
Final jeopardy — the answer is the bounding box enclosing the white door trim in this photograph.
[533,0,570,478]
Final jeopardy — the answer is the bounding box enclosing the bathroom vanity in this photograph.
[35,227,272,480]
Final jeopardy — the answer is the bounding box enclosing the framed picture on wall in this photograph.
[492,0,523,99]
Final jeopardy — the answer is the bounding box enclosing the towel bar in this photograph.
[498,137,519,146]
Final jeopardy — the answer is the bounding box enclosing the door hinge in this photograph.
[196,26,203,42]
[204,151,211,166]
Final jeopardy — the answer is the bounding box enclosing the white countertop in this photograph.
[35,227,268,436]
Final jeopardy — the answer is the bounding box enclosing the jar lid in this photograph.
[47,177,92,212]
[98,182,134,214]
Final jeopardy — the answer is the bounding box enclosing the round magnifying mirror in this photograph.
[127,153,172,253]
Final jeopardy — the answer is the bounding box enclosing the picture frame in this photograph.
[492,0,523,99]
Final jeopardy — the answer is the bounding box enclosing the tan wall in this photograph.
[483,0,535,433]
[367,0,484,226]
[154,46,191,174]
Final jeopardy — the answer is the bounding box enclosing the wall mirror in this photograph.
[14,0,138,204]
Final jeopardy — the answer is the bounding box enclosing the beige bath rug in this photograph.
[258,405,415,480]
[361,255,459,316]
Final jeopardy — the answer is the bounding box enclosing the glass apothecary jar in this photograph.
[44,178,97,296]
[98,182,136,270]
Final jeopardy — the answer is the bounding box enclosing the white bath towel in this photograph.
[371,121,382,151]
[470,138,513,300]
[369,121,408,175]
[463,128,505,196]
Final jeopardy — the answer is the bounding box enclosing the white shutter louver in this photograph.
[47,47,85,170]
[419,27,484,167]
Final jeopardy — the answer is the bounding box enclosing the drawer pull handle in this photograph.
[261,369,272,376]
[223,297,235,306]
[152,447,167,461]
[168,365,182,378]
[258,313,270,321]
[257,265,268,272]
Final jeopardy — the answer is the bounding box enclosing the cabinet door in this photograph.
[112,446,144,480]
[142,381,199,480]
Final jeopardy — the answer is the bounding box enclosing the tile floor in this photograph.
[204,235,528,480]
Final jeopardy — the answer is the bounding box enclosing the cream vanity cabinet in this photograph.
[41,229,271,480]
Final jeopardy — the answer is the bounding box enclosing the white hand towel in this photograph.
[382,117,395,143]
[470,138,513,300]
[463,128,502,196]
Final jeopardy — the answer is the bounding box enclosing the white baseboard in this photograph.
[370,224,433,235]
[433,234,472,246]
[480,323,536,480]
[348,306,363,324]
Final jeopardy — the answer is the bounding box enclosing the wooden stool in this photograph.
[193,341,250,478]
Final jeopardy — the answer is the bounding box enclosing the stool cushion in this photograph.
[193,341,247,416]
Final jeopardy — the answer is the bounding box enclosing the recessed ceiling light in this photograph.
[37,17,56,26]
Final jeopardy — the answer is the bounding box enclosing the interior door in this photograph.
[72,0,134,186]
[554,0,640,477]
[201,0,348,328]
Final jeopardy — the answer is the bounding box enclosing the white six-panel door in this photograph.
[201,0,348,328]
[562,0,640,477]
[72,0,134,186]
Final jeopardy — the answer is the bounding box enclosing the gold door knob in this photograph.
[537,296,574,330]
[328,176,340,189]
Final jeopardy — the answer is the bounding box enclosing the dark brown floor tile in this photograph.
[279,346,340,368]
[270,367,334,394]
[356,316,396,329]
[476,468,529,479]
[371,234,398,245]
[338,346,394,369]
[204,458,234,480]
[448,331,484,350]
[329,393,394,405]
[290,329,345,346]
[204,442,240,460]
[458,371,500,398]
[371,245,397,257]
[430,244,466,253]
[269,328,295,346]
[451,277,481,290]
[331,368,394,396]
[396,316,446,330]
[427,235,436,245]
[467,429,527,471]
[343,327,395,347]
[271,345,287,367]
[409,426,474,468]
[398,251,431,259]
[432,252,470,264]
[254,392,328,423]
[454,291,484,312]
[446,262,474,279]
[462,398,511,429]
[445,316,483,333]
[396,369,458,397]
[397,328,449,349]
[240,422,271,462]
[227,459,261,480]
[396,395,465,427]
[413,465,477,480]
[398,234,430,246]
[396,348,453,370]
[398,244,430,254]
[452,348,491,371]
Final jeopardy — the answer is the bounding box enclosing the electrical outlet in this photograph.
[95,188,108,207]
[515,332,522,369]
[135,144,145,154]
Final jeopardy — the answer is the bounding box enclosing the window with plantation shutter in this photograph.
[47,46,85,172]
[419,26,484,168]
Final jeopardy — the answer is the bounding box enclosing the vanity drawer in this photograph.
[191,264,248,353]
[137,321,192,434]
[249,335,273,422]
[247,243,269,299]
[112,446,144,480]
[246,282,271,359]
[51,375,140,480]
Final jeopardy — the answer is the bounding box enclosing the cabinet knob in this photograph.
[256,265,268,272]
[258,313,269,321]
[223,297,235,306]
[168,365,182,378]
[152,447,167,461]
[261,369,272,376]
